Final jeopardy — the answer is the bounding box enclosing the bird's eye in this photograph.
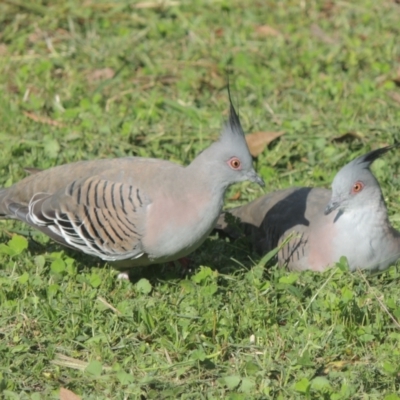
[352,181,364,194]
[228,157,241,170]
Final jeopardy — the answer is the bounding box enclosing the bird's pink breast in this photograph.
[307,215,337,271]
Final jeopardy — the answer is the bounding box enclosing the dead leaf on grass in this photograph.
[51,354,88,370]
[254,25,281,37]
[28,28,44,44]
[388,91,400,105]
[310,24,337,44]
[320,1,336,17]
[23,111,65,127]
[0,43,7,56]
[86,67,115,83]
[323,360,366,374]
[331,131,364,143]
[215,28,224,37]
[392,69,400,87]
[229,191,241,201]
[60,387,81,400]
[132,1,180,9]
[245,131,285,157]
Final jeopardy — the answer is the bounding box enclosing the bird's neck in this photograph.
[343,197,392,234]
[186,150,231,193]
[184,153,227,193]
[337,197,400,269]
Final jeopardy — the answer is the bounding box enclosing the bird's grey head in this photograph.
[324,145,398,216]
[200,94,264,189]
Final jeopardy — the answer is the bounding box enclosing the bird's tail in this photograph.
[0,188,10,218]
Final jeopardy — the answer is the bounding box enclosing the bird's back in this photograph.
[0,156,226,266]
[216,187,332,270]
[0,157,179,216]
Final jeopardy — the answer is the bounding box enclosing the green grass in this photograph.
[1,0,400,398]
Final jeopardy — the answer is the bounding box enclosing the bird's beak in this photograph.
[324,200,340,215]
[249,171,265,187]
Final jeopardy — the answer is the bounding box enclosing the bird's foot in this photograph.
[116,271,130,280]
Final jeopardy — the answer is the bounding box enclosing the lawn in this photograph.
[1,0,400,398]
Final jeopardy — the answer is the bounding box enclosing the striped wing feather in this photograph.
[217,188,325,268]
[25,176,149,261]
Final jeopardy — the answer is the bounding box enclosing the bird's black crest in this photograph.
[226,82,245,137]
[356,143,400,168]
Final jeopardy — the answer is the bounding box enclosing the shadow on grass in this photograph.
[18,228,261,285]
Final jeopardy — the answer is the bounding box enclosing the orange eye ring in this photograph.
[228,157,241,170]
[352,181,364,194]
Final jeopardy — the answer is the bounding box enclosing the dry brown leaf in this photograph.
[51,354,88,370]
[56,28,71,37]
[0,43,7,56]
[28,29,43,44]
[254,25,281,37]
[132,1,180,9]
[97,296,122,315]
[388,91,400,105]
[229,191,241,201]
[86,68,115,83]
[215,28,224,37]
[245,131,285,157]
[331,131,364,143]
[323,360,367,374]
[23,111,65,127]
[60,387,81,400]
[320,0,336,16]
[310,24,337,44]
[390,67,400,87]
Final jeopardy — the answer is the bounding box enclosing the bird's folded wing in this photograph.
[8,176,150,261]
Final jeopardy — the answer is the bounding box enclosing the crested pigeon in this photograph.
[216,145,400,272]
[0,97,264,269]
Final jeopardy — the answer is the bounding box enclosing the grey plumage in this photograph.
[216,145,400,272]
[0,96,264,269]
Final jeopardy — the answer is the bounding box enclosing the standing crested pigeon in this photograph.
[216,145,400,272]
[0,97,264,269]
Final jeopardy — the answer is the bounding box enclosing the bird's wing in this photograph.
[6,175,150,261]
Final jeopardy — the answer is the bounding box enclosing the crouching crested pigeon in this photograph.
[216,145,400,272]
[0,97,264,269]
